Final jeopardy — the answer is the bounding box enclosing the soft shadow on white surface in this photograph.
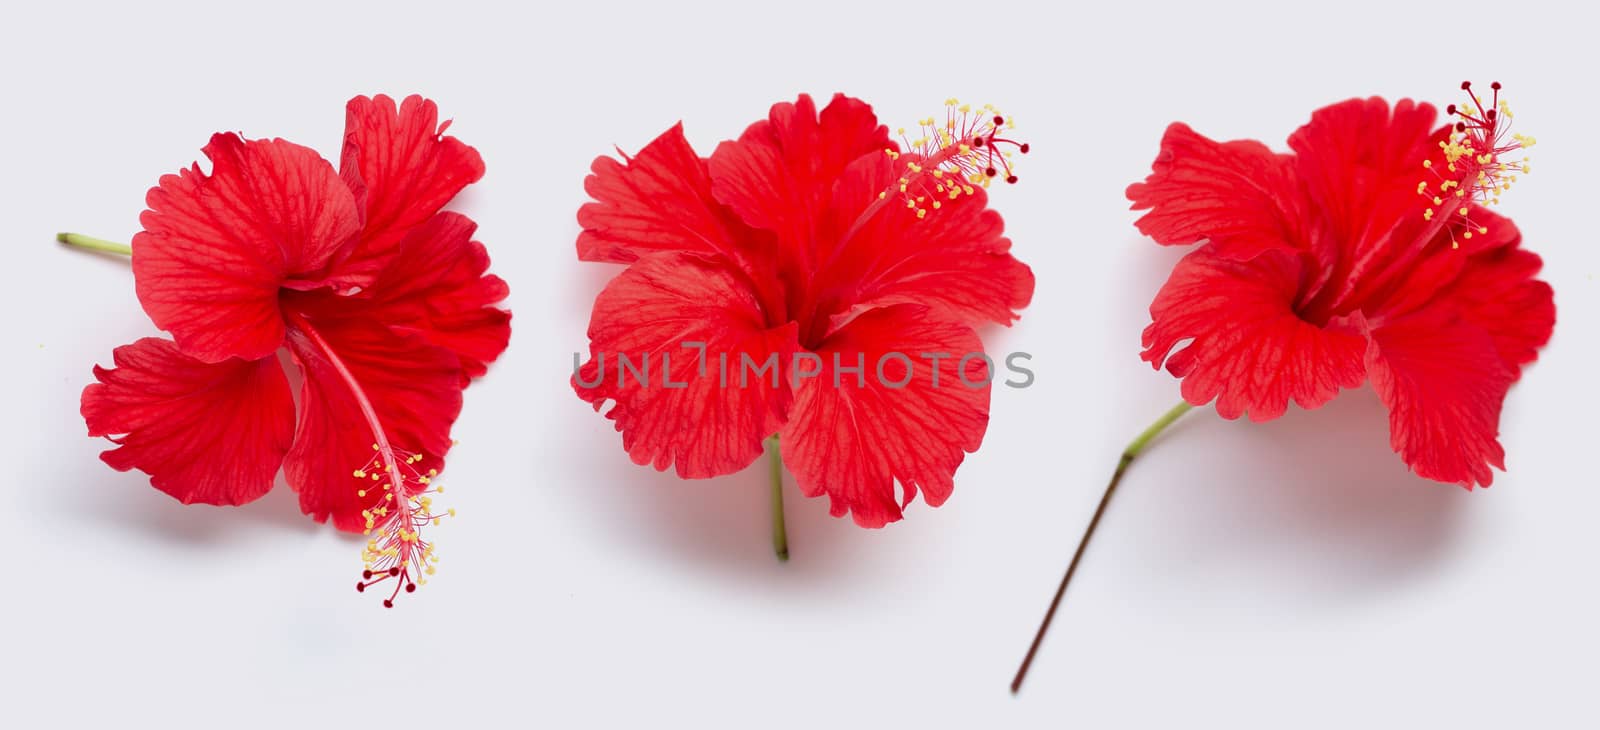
[564,445,881,577]
[1115,383,1471,614]
[45,468,347,545]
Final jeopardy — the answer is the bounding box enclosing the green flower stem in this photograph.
[1011,401,1195,694]
[767,435,789,562]
[57,233,132,256]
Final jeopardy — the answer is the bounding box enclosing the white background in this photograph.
[3,1,1596,727]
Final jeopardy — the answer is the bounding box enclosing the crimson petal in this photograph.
[573,252,799,478]
[1364,310,1514,487]
[135,133,361,362]
[303,212,511,378]
[811,152,1033,333]
[337,94,485,280]
[781,305,990,528]
[577,123,756,265]
[1142,246,1369,421]
[708,93,889,269]
[1127,122,1312,262]
[82,338,294,505]
[284,318,464,531]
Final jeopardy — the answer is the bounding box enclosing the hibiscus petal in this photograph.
[299,212,510,378]
[338,94,485,278]
[1359,205,1523,320]
[577,123,755,264]
[1126,122,1311,261]
[1358,205,1554,380]
[81,338,294,506]
[135,133,361,362]
[708,93,889,266]
[284,319,464,531]
[781,305,990,528]
[1433,241,1555,377]
[809,153,1033,334]
[1364,310,1513,487]
[1288,97,1445,317]
[573,252,799,478]
[1142,247,1369,421]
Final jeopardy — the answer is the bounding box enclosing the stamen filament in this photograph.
[289,311,441,607]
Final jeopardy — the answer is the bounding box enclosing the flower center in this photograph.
[1417,81,1534,248]
[285,312,452,608]
[354,446,450,607]
[880,99,1030,219]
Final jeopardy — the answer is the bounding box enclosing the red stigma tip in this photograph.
[1461,81,1472,90]
[894,100,1025,208]
[1019,143,1030,153]
[1456,122,1467,132]
[1006,175,1018,184]
[406,583,417,593]
[1447,104,1457,115]
[362,570,373,579]
[388,567,401,577]
[383,599,394,608]
[356,582,366,592]
[1491,81,1502,90]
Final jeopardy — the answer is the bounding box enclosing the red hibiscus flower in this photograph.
[572,94,1033,553]
[1012,83,1554,691]
[71,95,510,606]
